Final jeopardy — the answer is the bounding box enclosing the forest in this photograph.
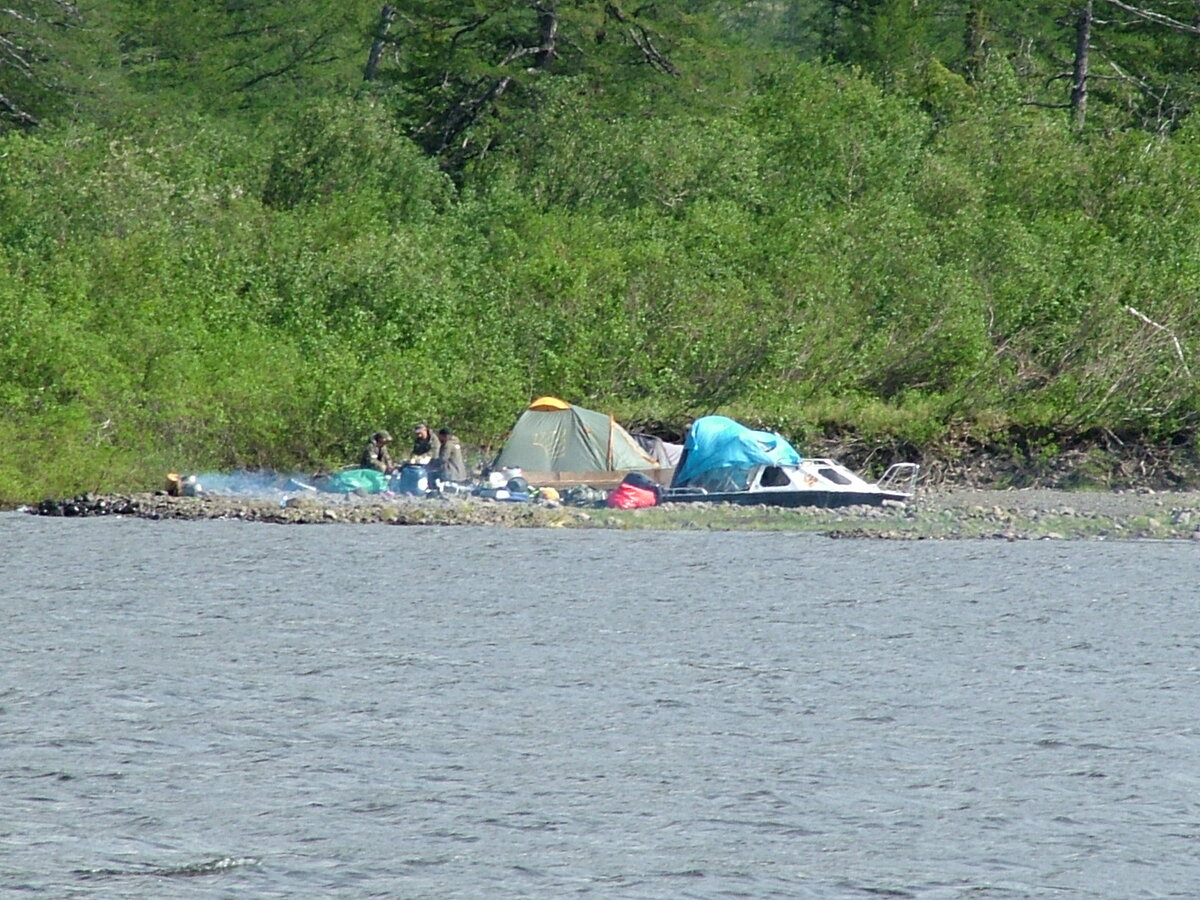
[4,0,1200,501]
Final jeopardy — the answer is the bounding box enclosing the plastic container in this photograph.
[396,464,429,495]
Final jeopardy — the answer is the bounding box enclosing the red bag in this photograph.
[606,483,658,509]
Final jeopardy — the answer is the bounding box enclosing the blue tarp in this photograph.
[672,416,802,487]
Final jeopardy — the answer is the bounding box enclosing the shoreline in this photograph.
[23,485,1200,540]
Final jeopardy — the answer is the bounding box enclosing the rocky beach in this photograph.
[26,485,1200,540]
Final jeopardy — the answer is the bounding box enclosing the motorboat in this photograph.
[661,458,919,508]
[661,414,918,508]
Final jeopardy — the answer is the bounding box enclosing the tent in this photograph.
[632,432,684,467]
[671,415,802,490]
[493,397,668,488]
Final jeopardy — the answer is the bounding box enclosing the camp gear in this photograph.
[671,416,802,488]
[606,471,660,509]
[324,468,390,494]
[396,464,429,495]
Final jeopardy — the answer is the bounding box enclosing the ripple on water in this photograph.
[1,515,1197,898]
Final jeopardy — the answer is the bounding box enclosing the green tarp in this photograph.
[324,468,389,494]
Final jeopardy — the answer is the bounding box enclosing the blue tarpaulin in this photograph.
[672,416,802,487]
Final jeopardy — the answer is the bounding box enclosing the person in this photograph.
[360,430,393,472]
[411,423,440,462]
[435,426,468,483]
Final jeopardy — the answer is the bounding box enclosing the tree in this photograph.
[109,0,375,118]
[368,1,696,174]
[1070,0,1093,129]
[1092,0,1200,131]
[824,0,940,84]
[1,1,102,130]
[807,1,1200,133]
[986,1,1200,132]
[700,0,833,58]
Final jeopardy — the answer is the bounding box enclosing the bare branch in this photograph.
[499,44,543,66]
[1101,0,1200,35]
[605,2,680,76]
[625,24,680,75]
[235,25,341,90]
[0,91,40,126]
[496,4,560,69]
[1,1,84,129]
[1126,305,1190,377]
[450,15,491,52]
[423,74,514,156]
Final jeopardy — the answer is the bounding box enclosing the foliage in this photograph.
[261,98,452,218]
[1,1,121,131]
[368,0,704,176]
[6,6,1200,501]
[107,0,376,119]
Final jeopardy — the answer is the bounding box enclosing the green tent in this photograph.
[493,397,666,488]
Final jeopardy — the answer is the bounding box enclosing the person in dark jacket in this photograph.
[361,430,394,472]
[435,427,469,483]
[411,423,441,461]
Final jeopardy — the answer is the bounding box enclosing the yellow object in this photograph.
[165,473,181,496]
[528,396,570,411]
[539,487,561,502]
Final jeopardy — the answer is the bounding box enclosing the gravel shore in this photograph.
[27,485,1200,540]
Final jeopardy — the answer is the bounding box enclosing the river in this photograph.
[2,513,1197,898]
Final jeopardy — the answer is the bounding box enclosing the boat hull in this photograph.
[661,488,909,509]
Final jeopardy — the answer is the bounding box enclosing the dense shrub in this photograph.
[5,58,1200,500]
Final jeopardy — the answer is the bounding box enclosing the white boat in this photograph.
[661,415,920,508]
[662,458,919,508]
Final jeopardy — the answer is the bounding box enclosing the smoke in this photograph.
[184,470,319,499]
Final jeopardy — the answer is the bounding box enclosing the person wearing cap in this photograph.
[361,430,394,472]
[434,426,468,483]
[411,423,440,462]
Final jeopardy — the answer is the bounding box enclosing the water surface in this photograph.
[2,514,1197,898]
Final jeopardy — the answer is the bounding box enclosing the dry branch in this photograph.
[1125,305,1190,377]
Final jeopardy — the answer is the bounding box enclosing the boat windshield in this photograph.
[760,466,791,487]
[689,467,753,492]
